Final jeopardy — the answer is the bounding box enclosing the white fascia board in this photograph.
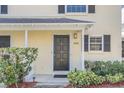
[0,23,94,31]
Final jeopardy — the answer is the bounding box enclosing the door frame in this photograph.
[52,33,72,73]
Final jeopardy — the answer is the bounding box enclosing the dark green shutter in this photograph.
[84,35,89,52]
[104,35,111,52]
[122,41,124,57]
[0,36,10,47]
[58,5,65,14]
[1,5,8,14]
[88,5,95,13]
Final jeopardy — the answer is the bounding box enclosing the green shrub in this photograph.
[0,59,17,86]
[106,73,124,83]
[68,61,124,87]
[85,60,124,76]
[67,70,105,87]
[91,61,109,76]
[108,61,124,75]
[0,48,38,87]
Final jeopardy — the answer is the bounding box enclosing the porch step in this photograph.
[34,74,69,83]
[36,78,69,83]
[34,82,68,88]
[32,75,69,88]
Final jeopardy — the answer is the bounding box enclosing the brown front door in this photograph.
[54,35,69,71]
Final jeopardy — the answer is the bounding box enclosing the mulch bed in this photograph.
[7,82,37,88]
[65,81,124,88]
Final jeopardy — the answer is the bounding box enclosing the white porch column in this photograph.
[24,30,33,81]
[81,29,85,70]
[25,30,28,47]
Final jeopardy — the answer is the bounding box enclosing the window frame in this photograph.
[89,36,103,52]
[65,5,88,14]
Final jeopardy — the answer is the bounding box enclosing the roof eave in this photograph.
[0,22,95,25]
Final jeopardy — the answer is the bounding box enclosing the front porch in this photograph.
[0,30,84,76]
[0,18,94,82]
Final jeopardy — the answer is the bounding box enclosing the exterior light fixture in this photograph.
[73,33,78,39]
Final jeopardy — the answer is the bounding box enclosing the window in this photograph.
[90,37,102,51]
[0,5,8,14]
[0,36,10,47]
[58,5,95,14]
[67,5,86,13]
[84,35,110,52]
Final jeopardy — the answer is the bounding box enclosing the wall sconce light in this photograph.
[73,33,78,39]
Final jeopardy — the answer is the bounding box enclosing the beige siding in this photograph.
[0,5,58,17]
[84,6,122,61]
[28,31,53,74]
[0,31,25,47]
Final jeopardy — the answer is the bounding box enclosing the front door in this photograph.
[54,35,69,71]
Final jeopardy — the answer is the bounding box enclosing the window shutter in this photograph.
[122,41,124,57]
[104,35,111,52]
[1,5,8,14]
[58,5,65,14]
[0,36,10,48]
[84,35,89,52]
[88,5,95,13]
